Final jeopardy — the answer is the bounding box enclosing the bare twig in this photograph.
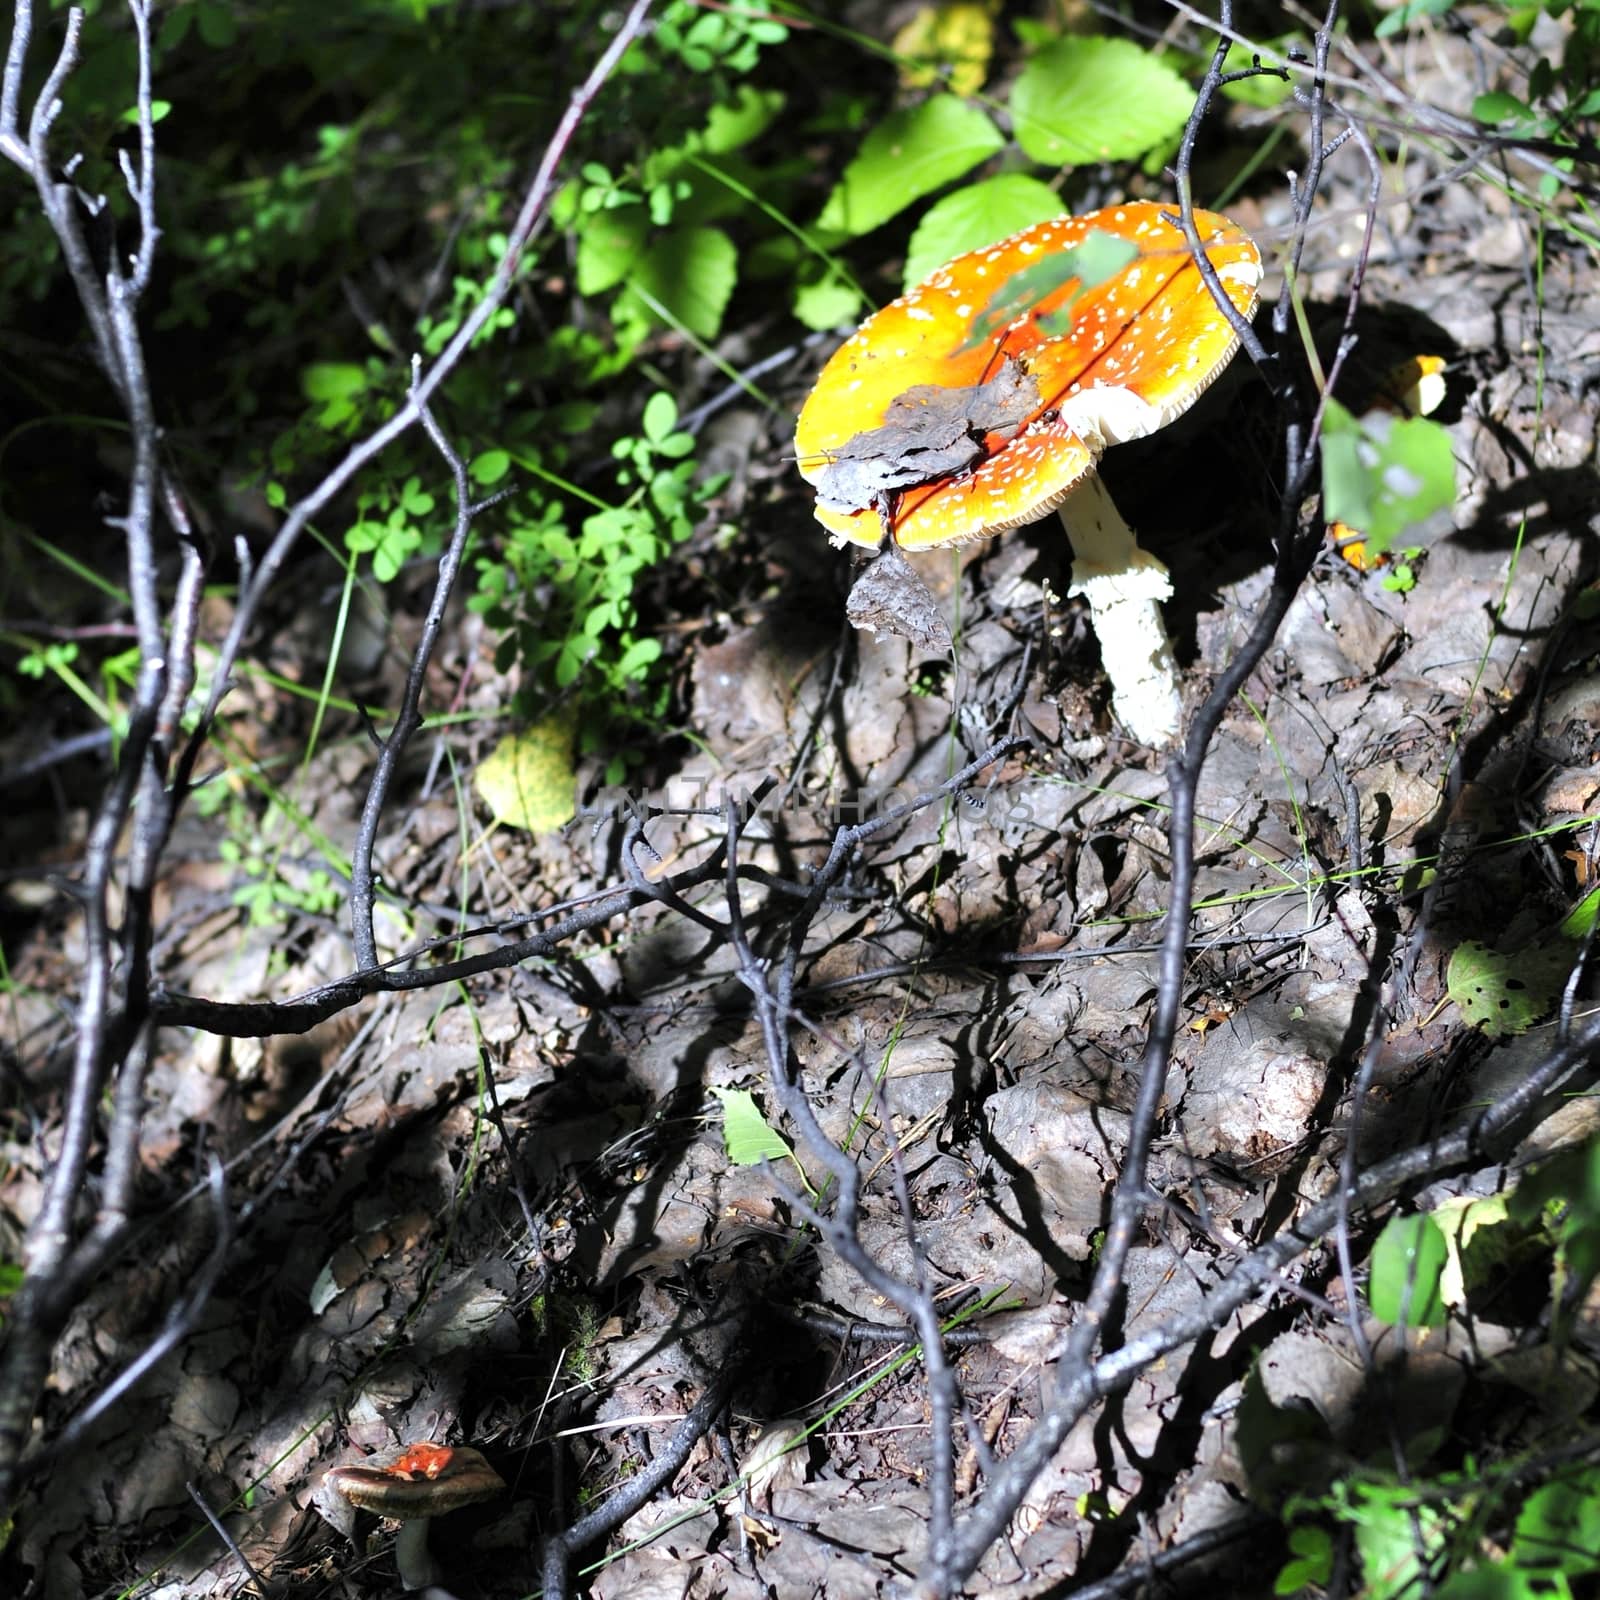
[349,355,494,969]
[0,0,657,1509]
[541,1361,737,1600]
[186,1480,268,1599]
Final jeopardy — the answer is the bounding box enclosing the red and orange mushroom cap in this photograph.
[326,1442,505,1517]
[794,202,1262,551]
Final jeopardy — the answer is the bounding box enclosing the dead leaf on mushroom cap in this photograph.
[794,202,1262,552]
[812,357,1041,515]
[845,545,954,654]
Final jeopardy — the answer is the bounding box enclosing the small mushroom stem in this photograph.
[1057,471,1182,746]
[392,1517,439,1590]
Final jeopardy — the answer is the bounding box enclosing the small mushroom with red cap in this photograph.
[795,201,1262,745]
[322,1442,505,1590]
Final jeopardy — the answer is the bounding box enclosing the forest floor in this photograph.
[3,5,1599,1600]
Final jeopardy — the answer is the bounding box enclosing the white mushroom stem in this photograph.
[1058,471,1182,746]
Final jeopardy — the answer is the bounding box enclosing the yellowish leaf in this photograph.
[891,1,996,97]
[475,713,576,835]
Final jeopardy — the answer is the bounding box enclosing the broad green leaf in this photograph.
[709,1087,794,1167]
[576,204,649,296]
[1430,1563,1527,1598]
[615,637,663,679]
[1560,883,1600,941]
[701,85,785,154]
[902,174,1065,292]
[1321,401,1456,553]
[1345,1478,1449,1600]
[641,391,678,442]
[1275,1524,1334,1594]
[618,225,738,340]
[1473,90,1532,125]
[1369,1213,1448,1327]
[793,274,865,331]
[1430,1192,1511,1309]
[815,95,1003,240]
[1513,1468,1600,1576]
[470,449,511,486]
[301,362,368,402]
[475,715,576,834]
[1446,939,1568,1038]
[1010,37,1193,167]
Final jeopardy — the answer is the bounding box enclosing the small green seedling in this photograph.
[709,1087,816,1197]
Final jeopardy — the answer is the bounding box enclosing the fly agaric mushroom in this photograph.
[323,1442,505,1590]
[794,202,1262,744]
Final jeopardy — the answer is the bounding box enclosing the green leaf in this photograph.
[1010,37,1194,166]
[1375,0,1455,38]
[1434,1564,1548,1599]
[1343,1478,1449,1600]
[902,174,1065,292]
[793,274,865,331]
[815,95,1003,240]
[641,391,678,443]
[1513,1467,1600,1576]
[1472,91,1533,125]
[1446,939,1568,1038]
[301,362,368,402]
[197,0,238,47]
[1275,1524,1334,1594]
[474,715,577,834]
[122,99,173,125]
[470,449,511,486]
[615,637,663,679]
[344,520,382,554]
[1430,1192,1512,1310]
[158,5,194,48]
[619,225,738,340]
[1320,401,1456,553]
[576,204,649,296]
[709,1087,794,1167]
[1561,884,1600,941]
[701,85,785,154]
[1508,1142,1600,1329]
[1369,1214,1448,1327]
